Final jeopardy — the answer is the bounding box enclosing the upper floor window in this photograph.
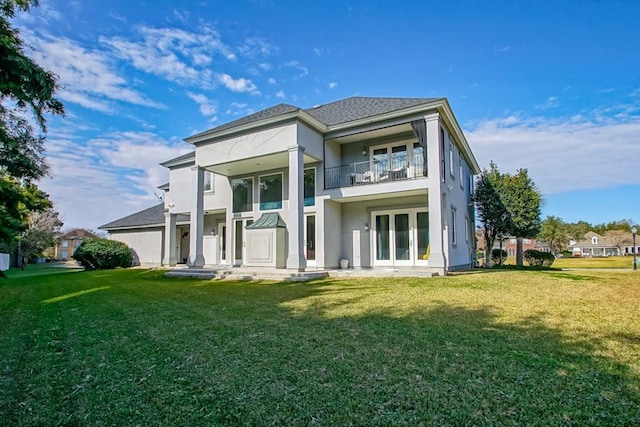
[304,168,315,206]
[259,173,282,210]
[459,157,464,188]
[523,238,532,244]
[592,236,598,244]
[449,144,455,177]
[232,178,253,213]
[62,240,69,248]
[204,171,214,192]
[440,128,446,182]
[451,207,457,245]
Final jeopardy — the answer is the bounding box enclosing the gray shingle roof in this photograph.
[185,97,441,141]
[304,96,440,126]
[187,104,300,141]
[99,204,190,230]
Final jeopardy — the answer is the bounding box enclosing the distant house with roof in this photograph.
[100,96,481,274]
[569,231,619,257]
[54,229,99,260]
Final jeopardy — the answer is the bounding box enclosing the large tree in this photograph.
[538,215,568,255]
[0,0,64,250]
[473,162,510,267]
[501,168,543,266]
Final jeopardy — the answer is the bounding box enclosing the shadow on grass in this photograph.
[0,270,638,426]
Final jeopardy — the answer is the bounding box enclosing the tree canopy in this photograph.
[473,162,542,266]
[0,0,64,250]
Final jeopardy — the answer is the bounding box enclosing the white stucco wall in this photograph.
[165,166,192,213]
[297,122,323,160]
[322,199,342,268]
[109,228,164,266]
[196,122,298,167]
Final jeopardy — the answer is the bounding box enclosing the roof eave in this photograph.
[183,110,328,145]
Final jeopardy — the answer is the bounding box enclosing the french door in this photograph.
[372,209,429,266]
[304,214,316,267]
[233,218,252,265]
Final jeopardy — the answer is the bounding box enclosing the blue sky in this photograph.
[13,0,640,230]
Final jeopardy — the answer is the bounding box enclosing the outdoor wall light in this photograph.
[362,148,367,156]
[364,222,370,232]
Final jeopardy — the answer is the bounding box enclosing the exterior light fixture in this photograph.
[364,223,370,232]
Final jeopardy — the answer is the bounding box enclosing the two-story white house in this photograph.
[100,96,480,275]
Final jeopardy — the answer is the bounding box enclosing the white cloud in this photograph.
[534,96,559,110]
[275,90,285,99]
[285,60,309,78]
[267,77,277,84]
[40,131,191,230]
[24,32,163,112]
[259,62,272,71]
[328,82,338,89]
[101,25,235,86]
[467,114,640,194]
[187,92,217,116]
[217,74,260,95]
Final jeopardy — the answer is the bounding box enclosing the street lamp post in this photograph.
[632,226,638,271]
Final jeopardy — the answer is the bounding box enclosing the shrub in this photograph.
[73,238,132,270]
[524,249,555,267]
[491,249,508,265]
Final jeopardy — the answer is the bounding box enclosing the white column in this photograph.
[286,145,306,270]
[425,114,447,275]
[225,207,233,267]
[163,212,177,266]
[188,166,205,268]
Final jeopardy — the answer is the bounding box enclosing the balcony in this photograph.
[325,153,426,189]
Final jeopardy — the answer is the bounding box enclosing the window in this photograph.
[523,238,531,244]
[465,216,469,242]
[232,178,253,213]
[592,236,598,244]
[62,241,69,248]
[259,173,282,210]
[459,157,464,188]
[451,207,457,245]
[304,168,315,206]
[204,171,214,192]
[510,238,516,244]
[440,128,446,182]
[449,144,454,177]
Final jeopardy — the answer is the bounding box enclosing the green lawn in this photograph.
[1,268,639,425]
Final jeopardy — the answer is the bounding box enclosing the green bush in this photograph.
[524,249,555,267]
[73,238,132,270]
[491,249,508,265]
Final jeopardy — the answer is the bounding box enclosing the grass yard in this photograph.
[0,268,639,425]
[554,256,637,269]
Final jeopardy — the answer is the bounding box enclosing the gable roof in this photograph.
[58,228,99,240]
[99,204,190,230]
[185,97,441,143]
[304,96,439,126]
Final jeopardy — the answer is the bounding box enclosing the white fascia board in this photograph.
[438,100,481,174]
[184,111,327,146]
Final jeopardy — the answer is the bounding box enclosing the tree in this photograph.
[538,215,568,255]
[500,168,543,266]
[566,221,590,244]
[0,0,64,249]
[0,172,51,252]
[19,208,62,261]
[473,162,510,267]
[605,230,632,255]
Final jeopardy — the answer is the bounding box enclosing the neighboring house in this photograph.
[54,229,99,260]
[569,231,619,257]
[100,96,481,275]
[493,237,540,256]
